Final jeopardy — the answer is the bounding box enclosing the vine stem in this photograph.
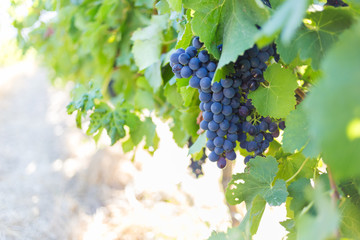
[285,157,309,183]
[327,167,340,201]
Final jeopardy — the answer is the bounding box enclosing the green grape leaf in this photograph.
[166,0,182,12]
[209,195,266,239]
[297,184,339,240]
[170,111,189,147]
[188,133,206,155]
[142,117,158,149]
[248,64,298,118]
[340,200,360,239]
[305,21,360,180]
[164,82,183,108]
[134,89,155,110]
[156,0,171,14]
[287,178,311,216]
[257,0,311,45]
[282,105,320,158]
[180,106,200,137]
[280,219,296,240]
[226,156,288,206]
[144,61,163,92]
[176,12,193,50]
[180,86,197,107]
[276,8,355,69]
[277,153,317,182]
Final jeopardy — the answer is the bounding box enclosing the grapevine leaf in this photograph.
[248,64,298,118]
[188,133,206,155]
[144,61,163,92]
[287,178,311,216]
[257,0,311,45]
[340,200,360,239]
[277,153,317,182]
[296,184,339,240]
[180,86,197,107]
[282,105,320,158]
[170,111,189,147]
[142,117,158,149]
[155,0,171,14]
[176,11,193,49]
[134,89,155,110]
[164,82,183,108]
[180,106,200,137]
[226,156,288,206]
[305,21,360,180]
[276,8,355,69]
[166,0,182,12]
[280,219,296,240]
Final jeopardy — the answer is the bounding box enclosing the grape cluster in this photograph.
[170,37,285,168]
[188,152,206,178]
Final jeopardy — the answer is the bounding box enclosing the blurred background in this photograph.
[0,1,287,239]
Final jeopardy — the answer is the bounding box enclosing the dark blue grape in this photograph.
[192,36,203,49]
[200,77,212,89]
[244,155,253,164]
[206,139,215,150]
[200,102,205,111]
[206,130,217,140]
[207,62,217,72]
[250,57,260,68]
[170,53,180,64]
[208,120,219,131]
[264,116,272,124]
[189,76,201,89]
[203,111,213,122]
[259,62,267,70]
[196,67,208,78]
[208,151,220,162]
[217,44,223,52]
[240,141,248,149]
[198,50,210,63]
[211,82,222,93]
[249,81,258,91]
[172,64,182,73]
[223,140,233,152]
[216,128,227,137]
[227,134,237,142]
[221,97,231,105]
[178,53,191,65]
[261,140,269,150]
[185,46,197,58]
[228,123,238,133]
[254,133,264,143]
[279,121,286,130]
[264,133,273,142]
[175,72,182,78]
[233,79,242,88]
[242,122,252,132]
[204,101,213,111]
[212,91,224,102]
[189,57,201,70]
[220,78,233,88]
[223,87,236,98]
[259,121,268,131]
[208,71,215,79]
[248,125,257,136]
[217,157,227,168]
[200,120,209,130]
[238,132,247,142]
[222,105,232,116]
[272,129,280,138]
[247,141,257,152]
[175,48,185,54]
[251,68,263,80]
[202,87,212,93]
[231,115,240,123]
[247,45,259,58]
[219,120,230,131]
[254,149,262,156]
[239,59,251,72]
[211,102,222,114]
[267,46,275,56]
[214,137,225,147]
[213,113,224,123]
[258,51,270,62]
[231,99,241,109]
[215,147,224,155]
[269,122,278,132]
[180,66,192,78]
[239,106,249,117]
[199,92,211,102]
[226,150,236,160]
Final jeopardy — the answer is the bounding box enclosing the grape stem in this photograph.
[295,88,306,100]
[327,167,340,201]
[285,157,309,183]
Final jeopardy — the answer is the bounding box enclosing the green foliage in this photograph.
[10,0,360,238]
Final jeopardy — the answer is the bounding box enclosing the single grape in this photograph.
[247,141,257,152]
[232,79,242,88]
[178,53,191,65]
[240,141,248,149]
[219,119,230,131]
[238,132,247,142]
[214,136,225,147]
[239,106,249,117]
[217,157,227,168]
[204,101,213,111]
[199,92,211,102]
[185,46,197,58]
[211,102,222,114]
[254,133,264,143]
[228,123,238,133]
[208,120,220,131]
[216,128,227,137]
[211,82,222,93]
[203,111,213,122]
[200,120,209,130]
[259,121,268,131]
[170,53,180,64]
[215,147,224,155]
[206,139,215,150]
[231,115,240,123]
[227,133,237,142]
[200,77,212,89]
[213,113,225,123]
[261,140,269,150]
[207,62,217,72]
[198,50,210,63]
[264,133,273,142]
[250,57,260,68]
[247,45,259,58]
[222,105,232,116]
[242,121,252,132]
[223,87,236,98]
[226,150,236,160]
[208,151,220,162]
[175,48,185,54]
[258,51,270,62]
[239,59,251,72]
[206,130,217,140]
[189,57,201,70]
[279,121,286,130]
[248,125,257,136]
[223,140,233,152]
[221,97,231,105]
[272,129,280,138]
[175,72,182,78]
[192,36,203,49]
[196,67,208,78]
[180,66,192,78]
[199,102,205,111]
[208,71,215,79]
[244,155,253,164]
[269,122,278,132]
[172,64,182,73]
[189,76,201,89]
[231,99,241,109]
[220,78,234,88]
[251,68,263,79]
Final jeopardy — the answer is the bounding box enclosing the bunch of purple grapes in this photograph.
[170,36,285,168]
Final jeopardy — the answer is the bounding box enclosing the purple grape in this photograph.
[189,76,201,89]
[200,120,209,130]
[208,120,219,131]
[180,66,192,78]
[192,36,203,49]
[199,92,211,102]
[215,147,224,155]
[220,120,230,131]
[211,82,222,93]
[226,150,236,160]
[213,113,224,123]
[185,46,197,58]
[189,57,201,70]
[214,137,225,147]
[217,157,227,168]
[211,102,222,114]
[220,78,234,88]
[178,53,191,65]
[208,151,220,162]
[206,130,217,140]
[203,111,213,122]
